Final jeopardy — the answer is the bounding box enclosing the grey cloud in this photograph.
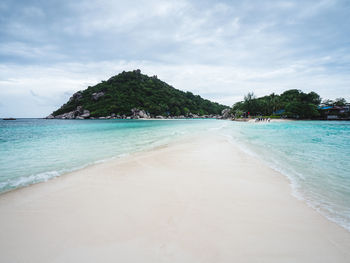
[0,0,349,116]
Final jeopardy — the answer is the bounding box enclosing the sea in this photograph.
[1,118,349,231]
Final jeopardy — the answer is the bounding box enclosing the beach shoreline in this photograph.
[1,133,349,262]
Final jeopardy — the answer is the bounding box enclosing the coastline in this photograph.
[1,133,350,262]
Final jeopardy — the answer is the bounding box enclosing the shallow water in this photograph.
[1,118,349,231]
[0,119,218,192]
[219,120,350,231]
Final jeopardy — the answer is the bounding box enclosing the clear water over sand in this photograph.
[1,118,349,230]
[220,120,350,231]
[0,119,218,192]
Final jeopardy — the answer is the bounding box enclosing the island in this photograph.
[47,69,228,120]
[47,70,349,121]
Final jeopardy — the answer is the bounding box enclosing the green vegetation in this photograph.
[321,98,347,107]
[232,89,322,119]
[53,70,226,117]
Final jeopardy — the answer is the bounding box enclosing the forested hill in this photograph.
[52,70,226,118]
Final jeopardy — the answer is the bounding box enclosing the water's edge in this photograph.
[1,119,349,233]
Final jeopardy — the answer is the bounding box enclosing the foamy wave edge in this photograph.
[219,131,350,233]
[0,154,130,194]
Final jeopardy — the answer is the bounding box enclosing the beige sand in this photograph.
[0,134,350,263]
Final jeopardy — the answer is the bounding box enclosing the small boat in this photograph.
[3,118,16,120]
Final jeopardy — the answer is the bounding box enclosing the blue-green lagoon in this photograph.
[0,119,218,192]
[0,118,349,231]
[219,120,350,231]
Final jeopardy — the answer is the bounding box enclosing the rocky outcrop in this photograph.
[48,105,232,120]
[131,108,150,119]
[80,110,90,118]
[68,91,83,103]
[54,111,75,119]
[91,92,105,101]
[221,108,232,119]
[188,113,199,118]
[76,106,83,114]
[52,106,90,119]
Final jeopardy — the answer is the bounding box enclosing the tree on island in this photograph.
[232,89,323,119]
[322,98,347,107]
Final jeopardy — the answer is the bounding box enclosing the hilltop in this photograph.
[49,70,227,119]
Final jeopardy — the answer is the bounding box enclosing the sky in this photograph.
[0,0,349,117]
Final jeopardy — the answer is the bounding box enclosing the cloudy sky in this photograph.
[0,0,349,117]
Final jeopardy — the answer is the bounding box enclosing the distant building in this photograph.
[273,109,285,115]
[319,104,350,120]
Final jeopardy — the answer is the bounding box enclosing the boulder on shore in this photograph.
[52,106,90,119]
[76,106,83,114]
[80,110,90,118]
[131,108,150,119]
[221,108,232,119]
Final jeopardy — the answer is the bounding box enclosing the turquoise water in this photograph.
[1,119,349,231]
[0,119,218,192]
[219,121,350,231]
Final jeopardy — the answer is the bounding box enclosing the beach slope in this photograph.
[0,134,350,262]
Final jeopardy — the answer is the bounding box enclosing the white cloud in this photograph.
[0,0,349,117]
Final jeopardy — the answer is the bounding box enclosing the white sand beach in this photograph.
[0,134,350,263]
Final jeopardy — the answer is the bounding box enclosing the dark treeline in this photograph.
[232,89,349,119]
